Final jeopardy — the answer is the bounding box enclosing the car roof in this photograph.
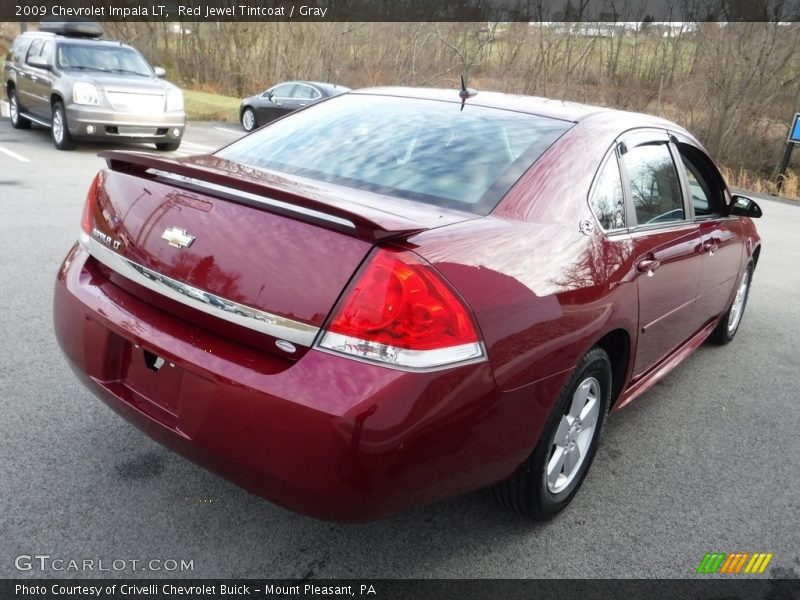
[277,80,350,94]
[351,86,682,131]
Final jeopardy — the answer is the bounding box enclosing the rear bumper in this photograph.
[54,243,556,521]
[66,105,185,143]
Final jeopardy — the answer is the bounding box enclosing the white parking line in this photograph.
[0,145,31,163]
[213,127,241,135]
[180,141,216,151]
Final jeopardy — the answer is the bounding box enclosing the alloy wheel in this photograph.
[727,269,750,334]
[546,377,601,494]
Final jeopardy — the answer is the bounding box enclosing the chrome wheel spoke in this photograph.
[563,443,581,475]
[547,446,567,488]
[579,397,599,430]
[569,380,592,419]
[555,416,570,443]
[727,270,749,333]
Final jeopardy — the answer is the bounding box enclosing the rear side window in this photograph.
[590,153,626,231]
[623,143,685,226]
[217,94,572,214]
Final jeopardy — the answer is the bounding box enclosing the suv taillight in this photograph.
[317,248,485,370]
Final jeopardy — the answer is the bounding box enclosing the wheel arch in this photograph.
[751,243,761,270]
[50,92,66,108]
[591,328,631,409]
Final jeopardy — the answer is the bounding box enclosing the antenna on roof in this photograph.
[459,74,477,111]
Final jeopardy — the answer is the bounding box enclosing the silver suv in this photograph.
[4,22,185,151]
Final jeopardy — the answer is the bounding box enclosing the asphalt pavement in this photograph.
[0,118,798,579]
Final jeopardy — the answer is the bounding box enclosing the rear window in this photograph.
[216,94,572,214]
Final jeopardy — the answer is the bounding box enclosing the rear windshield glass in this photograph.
[216,94,572,214]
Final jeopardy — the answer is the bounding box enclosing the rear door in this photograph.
[620,130,703,377]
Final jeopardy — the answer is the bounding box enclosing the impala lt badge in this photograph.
[161,227,196,249]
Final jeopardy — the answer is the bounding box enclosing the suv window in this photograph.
[40,41,55,66]
[11,37,33,64]
[590,153,626,231]
[26,39,43,63]
[623,143,685,226]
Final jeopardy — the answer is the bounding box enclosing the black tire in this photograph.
[709,262,753,345]
[51,101,76,150]
[9,88,31,129]
[493,347,612,520]
[155,141,181,151]
[241,107,257,132]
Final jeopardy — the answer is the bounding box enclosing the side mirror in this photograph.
[729,195,763,219]
[267,90,275,102]
[153,66,166,78]
[28,55,51,70]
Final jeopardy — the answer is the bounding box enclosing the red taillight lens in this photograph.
[318,248,484,369]
[81,171,103,235]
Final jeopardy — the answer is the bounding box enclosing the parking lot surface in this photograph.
[1,119,798,579]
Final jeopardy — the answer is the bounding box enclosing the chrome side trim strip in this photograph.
[80,232,319,346]
[147,169,357,230]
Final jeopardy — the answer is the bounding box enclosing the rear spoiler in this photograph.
[99,151,427,242]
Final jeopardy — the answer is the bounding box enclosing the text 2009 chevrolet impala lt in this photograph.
[54,87,762,521]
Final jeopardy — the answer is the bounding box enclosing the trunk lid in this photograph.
[85,151,477,359]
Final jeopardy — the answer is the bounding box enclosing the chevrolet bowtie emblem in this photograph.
[161,227,196,249]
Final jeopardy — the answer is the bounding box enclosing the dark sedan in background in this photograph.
[239,80,349,131]
[55,87,761,522]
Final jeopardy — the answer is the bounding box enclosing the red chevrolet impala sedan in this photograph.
[54,87,762,521]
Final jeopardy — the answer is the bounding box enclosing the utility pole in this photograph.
[773,113,799,193]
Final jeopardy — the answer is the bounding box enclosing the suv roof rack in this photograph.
[38,19,104,39]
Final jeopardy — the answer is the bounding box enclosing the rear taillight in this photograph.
[317,248,485,370]
[81,171,103,236]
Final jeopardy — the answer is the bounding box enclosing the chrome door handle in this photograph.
[637,258,661,275]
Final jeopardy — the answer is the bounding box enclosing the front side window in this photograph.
[623,143,685,226]
[590,153,626,231]
[40,41,55,65]
[269,84,296,98]
[26,39,43,63]
[216,94,572,214]
[678,144,725,217]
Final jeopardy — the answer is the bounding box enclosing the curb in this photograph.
[0,100,8,118]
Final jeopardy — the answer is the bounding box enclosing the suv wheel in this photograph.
[51,102,76,150]
[155,141,181,152]
[9,88,31,129]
